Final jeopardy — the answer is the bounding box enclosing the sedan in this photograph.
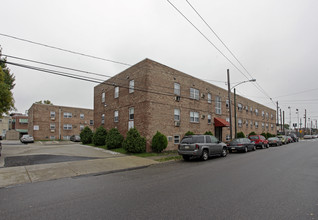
[277,135,288,144]
[304,135,313,139]
[20,134,34,144]
[70,135,81,142]
[227,138,256,153]
[268,137,282,146]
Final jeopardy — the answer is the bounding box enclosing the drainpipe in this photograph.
[59,108,61,140]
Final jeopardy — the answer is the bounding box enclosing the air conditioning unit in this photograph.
[175,96,180,102]
[201,93,205,98]
[175,121,180,127]
[50,129,55,133]
[51,117,55,120]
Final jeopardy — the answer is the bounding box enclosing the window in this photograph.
[50,136,55,140]
[90,120,94,125]
[50,111,55,118]
[174,135,180,144]
[114,86,119,98]
[271,114,274,120]
[174,109,180,121]
[80,114,84,119]
[266,112,269,120]
[208,93,212,103]
[190,111,199,123]
[129,107,134,120]
[211,136,218,143]
[250,107,253,113]
[50,123,55,129]
[238,103,243,111]
[63,136,70,140]
[19,119,28,124]
[190,88,199,100]
[63,112,72,118]
[262,111,265,117]
[262,123,265,129]
[266,123,269,130]
[215,96,221,114]
[102,92,105,102]
[63,124,72,130]
[255,109,259,116]
[271,124,274,130]
[226,117,230,123]
[174,83,180,96]
[101,114,105,125]
[80,125,84,131]
[255,121,259,128]
[246,120,249,128]
[168,136,173,142]
[226,134,231,141]
[206,136,212,143]
[114,110,119,122]
[246,106,249,113]
[238,118,242,127]
[226,100,230,109]
[208,114,211,124]
[250,121,253,129]
[129,80,134,93]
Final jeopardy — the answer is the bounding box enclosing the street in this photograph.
[0,140,317,220]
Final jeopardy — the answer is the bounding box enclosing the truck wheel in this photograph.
[201,149,209,161]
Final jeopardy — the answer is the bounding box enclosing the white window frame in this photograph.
[50,111,55,118]
[215,96,221,114]
[246,120,249,128]
[190,88,199,100]
[114,86,119,98]
[129,80,134,93]
[255,109,259,116]
[174,135,180,144]
[262,123,265,129]
[63,124,72,130]
[101,114,105,125]
[63,112,72,118]
[226,134,231,141]
[238,103,243,111]
[208,93,212,103]
[190,111,199,123]
[262,111,265,117]
[208,114,211,124]
[90,120,94,125]
[129,107,134,120]
[174,83,180,96]
[255,121,259,128]
[174,109,180,121]
[80,113,84,119]
[80,125,84,131]
[50,123,55,129]
[266,123,269,130]
[114,110,119,122]
[238,118,242,127]
[226,117,230,123]
[226,100,230,109]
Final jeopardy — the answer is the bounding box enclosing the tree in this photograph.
[151,131,168,153]
[236,132,245,138]
[122,128,146,153]
[248,131,256,137]
[105,128,124,149]
[185,131,194,136]
[0,50,15,116]
[93,126,107,146]
[35,100,53,105]
[80,126,93,144]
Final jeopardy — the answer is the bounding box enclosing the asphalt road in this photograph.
[0,140,317,220]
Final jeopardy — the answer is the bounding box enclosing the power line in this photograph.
[0,33,132,66]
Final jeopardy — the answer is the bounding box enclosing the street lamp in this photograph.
[227,72,256,140]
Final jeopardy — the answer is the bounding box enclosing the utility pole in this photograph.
[304,109,307,135]
[234,88,237,138]
[288,106,291,132]
[276,101,279,126]
[227,69,232,140]
[280,109,282,132]
[283,111,285,134]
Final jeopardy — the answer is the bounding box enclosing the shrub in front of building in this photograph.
[122,128,146,153]
[236,132,245,138]
[204,131,213,135]
[266,132,275,138]
[93,126,107,146]
[185,131,195,136]
[248,131,257,137]
[151,131,168,153]
[80,126,93,144]
[105,128,124,149]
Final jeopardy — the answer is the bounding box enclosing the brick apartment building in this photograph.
[28,103,94,140]
[94,59,276,151]
[11,113,29,135]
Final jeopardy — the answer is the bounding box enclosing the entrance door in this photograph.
[215,127,222,141]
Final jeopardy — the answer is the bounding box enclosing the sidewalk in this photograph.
[0,156,158,188]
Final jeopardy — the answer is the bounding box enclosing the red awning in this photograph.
[214,117,230,127]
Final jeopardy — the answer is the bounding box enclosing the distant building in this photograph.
[94,59,276,151]
[28,103,94,140]
[11,113,29,136]
[0,115,11,139]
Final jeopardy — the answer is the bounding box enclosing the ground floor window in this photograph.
[174,135,180,144]
[226,134,231,141]
[63,136,70,140]
[190,111,199,123]
[50,136,55,140]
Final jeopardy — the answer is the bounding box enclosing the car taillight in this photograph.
[195,144,199,149]
[237,144,243,146]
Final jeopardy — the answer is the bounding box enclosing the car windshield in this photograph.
[249,136,259,140]
[181,136,204,144]
[268,137,276,140]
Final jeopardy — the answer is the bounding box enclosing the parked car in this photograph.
[312,135,318,138]
[178,135,227,161]
[0,141,2,157]
[268,137,282,146]
[70,135,81,142]
[277,135,288,144]
[288,133,299,142]
[303,135,313,139]
[227,138,256,153]
[248,135,269,149]
[20,134,34,144]
[286,136,293,143]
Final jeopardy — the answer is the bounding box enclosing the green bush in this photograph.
[266,132,274,138]
[122,128,146,153]
[236,132,245,138]
[261,132,267,138]
[93,126,107,146]
[80,126,93,144]
[248,131,257,137]
[105,128,124,149]
[204,131,213,135]
[151,131,168,153]
[185,131,194,136]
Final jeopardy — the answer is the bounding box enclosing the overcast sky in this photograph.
[1,0,318,128]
